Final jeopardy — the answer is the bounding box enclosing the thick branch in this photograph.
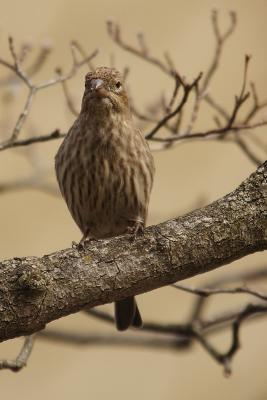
[0,162,266,342]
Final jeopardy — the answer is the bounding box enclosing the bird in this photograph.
[55,66,155,331]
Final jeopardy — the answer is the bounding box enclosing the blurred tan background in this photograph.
[0,0,267,399]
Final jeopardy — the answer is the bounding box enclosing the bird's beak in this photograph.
[89,78,104,92]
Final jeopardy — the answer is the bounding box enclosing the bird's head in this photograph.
[81,67,129,114]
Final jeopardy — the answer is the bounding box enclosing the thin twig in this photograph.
[55,67,79,117]
[0,335,35,372]
[1,118,266,152]
[226,55,251,129]
[243,82,267,124]
[147,120,267,143]
[185,10,237,134]
[0,130,65,152]
[195,304,267,375]
[188,265,267,324]
[71,40,95,71]
[202,10,237,91]
[0,38,97,149]
[38,329,189,350]
[84,301,267,375]
[204,94,230,120]
[8,88,36,143]
[165,74,181,113]
[172,283,267,302]
[146,73,203,139]
[233,134,262,165]
[34,48,98,90]
[107,19,176,77]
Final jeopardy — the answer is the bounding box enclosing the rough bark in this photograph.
[0,162,266,342]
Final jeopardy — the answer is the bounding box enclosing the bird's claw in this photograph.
[126,221,144,241]
[72,241,80,249]
[72,236,93,251]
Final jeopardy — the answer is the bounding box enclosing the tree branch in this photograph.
[0,161,266,343]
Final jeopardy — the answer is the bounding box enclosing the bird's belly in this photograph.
[73,159,145,238]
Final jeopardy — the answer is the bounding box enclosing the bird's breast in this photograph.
[56,116,154,238]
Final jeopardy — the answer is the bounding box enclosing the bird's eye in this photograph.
[115,81,121,89]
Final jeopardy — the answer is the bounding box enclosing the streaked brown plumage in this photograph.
[55,66,155,330]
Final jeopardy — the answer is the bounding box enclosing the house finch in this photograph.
[55,66,155,330]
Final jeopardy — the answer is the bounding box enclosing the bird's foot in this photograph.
[72,234,94,251]
[126,220,144,241]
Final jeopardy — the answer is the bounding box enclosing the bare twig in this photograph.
[233,134,262,165]
[0,335,35,372]
[185,82,201,135]
[107,11,267,162]
[0,118,265,153]
[0,41,52,88]
[204,93,230,120]
[186,10,237,134]
[55,67,79,117]
[85,265,267,373]
[71,40,95,71]
[243,82,267,124]
[39,329,189,350]
[226,55,251,129]
[165,74,181,113]
[188,265,267,325]
[136,31,149,56]
[26,42,53,77]
[194,303,267,375]
[147,120,267,143]
[202,10,237,90]
[249,134,267,154]
[0,37,97,150]
[172,283,267,302]
[0,42,32,88]
[146,73,203,139]
[0,129,65,152]
[7,88,36,144]
[107,19,176,77]
[34,48,98,90]
[84,301,267,375]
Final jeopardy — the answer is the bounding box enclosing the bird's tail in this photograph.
[115,296,142,331]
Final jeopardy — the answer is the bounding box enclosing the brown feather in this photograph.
[55,66,155,329]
